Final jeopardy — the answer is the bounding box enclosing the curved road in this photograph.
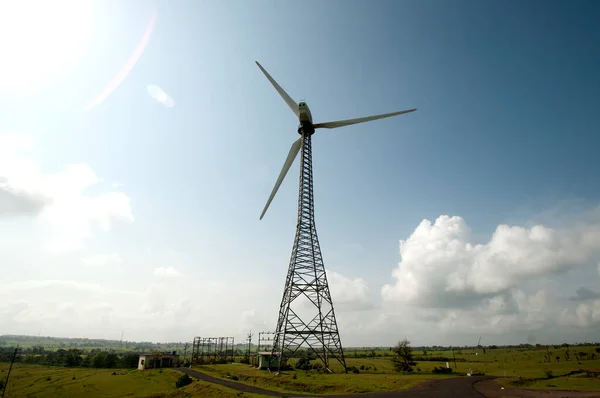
[176,367,489,397]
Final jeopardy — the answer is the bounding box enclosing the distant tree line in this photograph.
[0,335,183,353]
[0,346,140,369]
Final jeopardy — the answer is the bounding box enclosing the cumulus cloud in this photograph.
[0,279,197,341]
[0,134,134,251]
[381,214,600,308]
[0,177,51,217]
[0,275,266,343]
[327,268,373,310]
[570,287,600,301]
[574,300,600,328]
[153,266,183,278]
[147,84,175,108]
[81,253,123,267]
[373,211,600,343]
[239,309,272,334]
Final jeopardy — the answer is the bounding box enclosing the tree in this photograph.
[105,353,118,368]
[119,353,139,368]
[92,351,108,368]
[64,349,82,367]
[391,339,417,372]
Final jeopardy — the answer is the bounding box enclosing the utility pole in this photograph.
[258,332,262,352]
[246,331,253,362]
[468,337,482,375]
[2,346,19,398]
[452,347,457,371]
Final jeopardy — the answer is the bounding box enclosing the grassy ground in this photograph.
[497,373,600,392]
[193,358,454,395]
[0,363,264,397]
[417,347,600,392]
[194,347,600,395]
[2,346,599,396]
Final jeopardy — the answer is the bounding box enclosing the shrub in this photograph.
[432,366,452,374]
[295,357,310,370]
[175,374,192,388]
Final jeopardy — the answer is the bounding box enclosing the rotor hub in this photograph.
[298,123,315,136]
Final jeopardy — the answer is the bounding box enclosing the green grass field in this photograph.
[194,361,433,395]
[193,347,600,395]
[1,345,599,396]
[0,363,264,397]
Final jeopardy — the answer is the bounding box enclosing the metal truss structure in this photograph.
[269,127,347,373]
[191,336,235,364]
[257,331,275,352]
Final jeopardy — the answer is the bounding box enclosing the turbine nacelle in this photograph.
[256,60,417,220]
[298,101,313,126]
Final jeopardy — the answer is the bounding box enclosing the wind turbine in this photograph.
[256,61,416,373]
[257,61,416,220]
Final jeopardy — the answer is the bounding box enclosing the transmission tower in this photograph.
[269,127,346,373]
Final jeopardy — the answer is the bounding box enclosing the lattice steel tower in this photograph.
[270,126,346,373]
[254,60,416,373]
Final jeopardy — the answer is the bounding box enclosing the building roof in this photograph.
[139,353,179,357]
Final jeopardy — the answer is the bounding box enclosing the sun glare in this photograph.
[0,0,94,93]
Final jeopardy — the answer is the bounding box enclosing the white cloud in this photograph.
[0,276,264,343]
[327,268,373,310]
[153,266,183,278]
[238,309,272,335]
[0,134,134,251]
[0,279,195,340]
[81,253,123,267]
[381,214,600,307]
[0,177,51,217]
[575,300,600,327]
[372,210,600,344]
[147,84,175,108]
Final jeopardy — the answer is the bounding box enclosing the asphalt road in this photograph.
[176,367,489,397]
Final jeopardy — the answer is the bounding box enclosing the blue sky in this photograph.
[1,0,600,346]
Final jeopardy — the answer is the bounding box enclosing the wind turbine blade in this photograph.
[260,137,302,220]
[313,108,416,129]
[256,61,300,118]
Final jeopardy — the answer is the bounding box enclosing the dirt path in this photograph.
[176,367,489,397]
[473,378,600,398]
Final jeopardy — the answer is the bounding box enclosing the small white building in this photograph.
[257,351,280,370]
[138,352,180,370]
